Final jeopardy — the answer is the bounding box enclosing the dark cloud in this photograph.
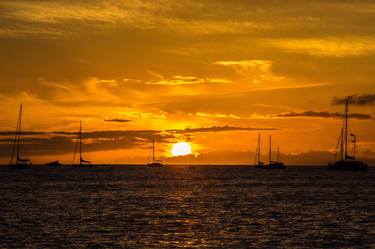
[277,111,372,120]
[0,125,274,157]
[104,119,131,123]
[332,94,375,106]
[167,125,278,134]
[0,129,172,157]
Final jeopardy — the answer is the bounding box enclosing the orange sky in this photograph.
[0,0,374,165]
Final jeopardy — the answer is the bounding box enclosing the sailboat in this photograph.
[254,133,265,168]
[147,139,163,167]
[72,121,93,167]
[9,103,32,169]
[328,98,368,172]
[254,134,285,169]
[45,160,62,167]
[266,136,285,169]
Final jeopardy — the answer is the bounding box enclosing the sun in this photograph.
[171,142,192,156]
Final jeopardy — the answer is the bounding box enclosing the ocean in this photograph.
[0,166,374,248]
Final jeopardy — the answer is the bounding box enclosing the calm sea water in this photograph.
[0,166,374,248]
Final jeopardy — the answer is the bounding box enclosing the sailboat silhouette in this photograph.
[72,121,93,167]
[254,133,285,169]
[148,138,163,167]
[9,103,32,169]
[328,98,368,171]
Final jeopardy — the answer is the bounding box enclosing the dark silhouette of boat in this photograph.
[9,103,32,169]
[72,121,93,168]
[254,133,285,169]
[328,98,368,172]
[148,139,163,167]
[45,160,62,166]
[254,133,265,168]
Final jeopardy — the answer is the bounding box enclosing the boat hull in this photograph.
[328,160,368,172]
[255,162,286,169]
[45,161,62,167]
[148,163,163,167]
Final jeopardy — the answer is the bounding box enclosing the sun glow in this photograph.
[171,142,192,156]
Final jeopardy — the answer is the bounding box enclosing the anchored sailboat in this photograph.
[328,98,368,171]
[72,121,93,167]
[266,136,285,169]
[148,139,163,167]
[254,134,285,169]
[9,103,32,169]
[254,133,264,168]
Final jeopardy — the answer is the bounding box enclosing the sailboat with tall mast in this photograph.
[328,98,368,171]
[9,103,32,169]
[72,121,93,167]
[265,136,285,169]
[254,133,265,168]
[254,134,285,169]
[148,138,163,167]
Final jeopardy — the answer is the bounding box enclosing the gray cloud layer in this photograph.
[167,125,278,134]
[332,94,375,106]
[278,110,372,120]
[0,125,270,157]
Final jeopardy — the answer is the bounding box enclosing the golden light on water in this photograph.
[171,142,192,157]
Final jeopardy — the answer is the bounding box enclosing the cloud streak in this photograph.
[167,125,278,134]
[277,111,372,120]
[104,119,131,123]
[332,94,375,106]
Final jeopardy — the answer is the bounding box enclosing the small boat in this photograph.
[9,103,32,169]
[147,139,163,167]
[254,133,265,168]
[328,98,368,172]
[72,121,93,168]
[254,134,285,169]
[45,160,62,167]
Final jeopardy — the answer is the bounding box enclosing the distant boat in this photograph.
[45,160,62,167]
[72,121,93,168]
[254,134,285,169]
[266,136,285,169]
[328,98,368,172]
[147,139,163,167]
[9,103,32,169]
[254,133,265,168]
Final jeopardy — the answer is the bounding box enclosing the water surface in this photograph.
[0,166,374,248]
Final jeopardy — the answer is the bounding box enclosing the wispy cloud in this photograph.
[277,111,372,120]
[264,37,375,57]
[214,59,285,85]
[167,125,278,134]
[104,119,131,123]
[332,94,375,106]
[147,75,231,85]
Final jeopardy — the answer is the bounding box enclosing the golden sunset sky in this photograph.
[0,0,374,164]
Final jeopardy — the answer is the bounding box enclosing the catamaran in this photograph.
[148,139,163,167]
[9,103,32,169]
[328,98,368,171]
[72,121,93,167]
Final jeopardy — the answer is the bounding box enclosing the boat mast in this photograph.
[269,136,272,163]
[152,139,155,164]
[344,98,348,161]
[16,103,23,161]
[277,146,280,162]
[255,133,260,164]
[339,128,344,160]
[10,103,22,164]
[79,121,82,166]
